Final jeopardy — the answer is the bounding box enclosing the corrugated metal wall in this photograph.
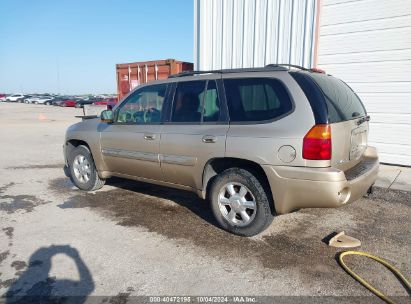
[194,0,318,70]
[317,0,411,166]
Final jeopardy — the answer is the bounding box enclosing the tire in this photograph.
[68,145,105,191]
[210,168,274,236]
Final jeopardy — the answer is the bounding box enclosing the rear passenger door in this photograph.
[160,79,229,189]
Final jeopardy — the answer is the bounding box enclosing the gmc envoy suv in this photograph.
[63,65,379,236]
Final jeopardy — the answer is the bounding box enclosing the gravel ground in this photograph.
[0,103,410,303]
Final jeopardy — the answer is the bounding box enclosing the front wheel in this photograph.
[68,145,105,191]
[210,168,274,237]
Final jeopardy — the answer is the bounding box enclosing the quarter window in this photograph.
[116,84,167,124]
[223,78,293,122]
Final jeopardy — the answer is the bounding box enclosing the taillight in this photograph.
[303,124,332,160]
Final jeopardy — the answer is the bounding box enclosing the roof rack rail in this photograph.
[168,64,325,78]
[266,63,326,74]
[168,65,289,78]
[265,63,310,71]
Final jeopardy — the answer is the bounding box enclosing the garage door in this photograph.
[317,0,411,166]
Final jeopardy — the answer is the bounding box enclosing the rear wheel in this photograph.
[210,168,274,236]
[68,145,105,191]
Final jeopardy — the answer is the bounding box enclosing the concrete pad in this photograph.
[1,103,410,300]
[391,170,411,192]
[374,165,401,189]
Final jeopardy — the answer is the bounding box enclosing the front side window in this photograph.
[223,78,293,122]
[116,83,167,124]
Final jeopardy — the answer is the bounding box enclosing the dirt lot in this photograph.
[0,103,410,303]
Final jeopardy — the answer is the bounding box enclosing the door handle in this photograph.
[144,134,156,140]
[202,135,217,143]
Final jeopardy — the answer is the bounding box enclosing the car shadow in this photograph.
[105,177,219,227]
[4,245,94,304]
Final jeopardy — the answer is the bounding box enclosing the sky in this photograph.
[0,0,193,94]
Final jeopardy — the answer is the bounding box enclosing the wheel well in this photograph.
[202,158,275,214]
[65,139,90,160]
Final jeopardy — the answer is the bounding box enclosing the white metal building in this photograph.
[194,0,318,70]
[194,0,411,166]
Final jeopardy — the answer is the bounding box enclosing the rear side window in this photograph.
[223,78,293,122]
[171,81,206,123]
[203,80,221,122]
[171,80,221,123]
[307,73,366,123]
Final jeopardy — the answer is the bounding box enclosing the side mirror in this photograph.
[101,110,114,123]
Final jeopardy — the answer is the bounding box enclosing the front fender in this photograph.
[64,119,107,173]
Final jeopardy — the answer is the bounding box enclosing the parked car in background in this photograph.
[50,96,69,106]
[32,96,54,105]
[63,65,379,236]
[44,99,55,105]
[75,97,101,108]
[0,93,7,102]
[22,95,34,103]
[6,94,25,102]
[93,97,118,108]
[60,98,79,107]
[25,96,40,104]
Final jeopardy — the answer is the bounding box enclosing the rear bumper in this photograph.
[263,146,379,214]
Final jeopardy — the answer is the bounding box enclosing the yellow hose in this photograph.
[338,251,411,304]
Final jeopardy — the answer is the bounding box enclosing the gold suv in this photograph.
[63,65,379,236]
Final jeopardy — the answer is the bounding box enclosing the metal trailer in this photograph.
[116,59,193,100]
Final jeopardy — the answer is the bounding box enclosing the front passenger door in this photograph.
[100,83,168,181]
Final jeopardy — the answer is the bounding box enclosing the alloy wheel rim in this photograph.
[73,155,91,183]
[217,182,257,227]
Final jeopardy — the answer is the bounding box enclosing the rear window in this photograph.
[223,78,293,122]
[307,73,366,123]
